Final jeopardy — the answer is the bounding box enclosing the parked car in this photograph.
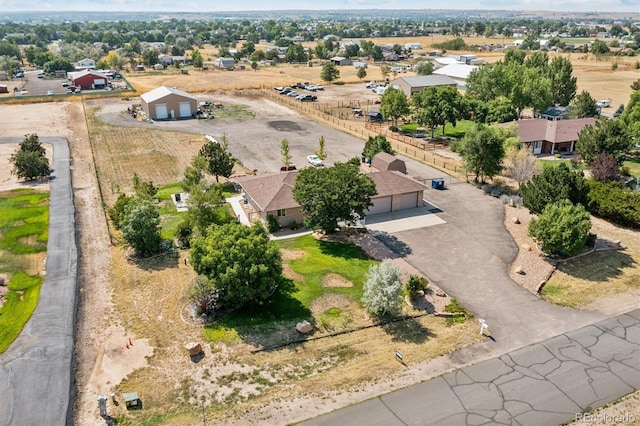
[274,86,284,91]
[47,90,54,95]
[287,91,300,97]
[299,94,317,102]
[365,81,379,89]
[279,87,292,95]
[62,82,69,87]
[307,154,324,166]
[305,84,324,91]
[596,100,611,108]
[37,73,44,79]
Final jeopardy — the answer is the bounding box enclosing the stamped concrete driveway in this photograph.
[0,137,77,426]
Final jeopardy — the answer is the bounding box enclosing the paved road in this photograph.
[303,309,640,425]
[0,137,77,426]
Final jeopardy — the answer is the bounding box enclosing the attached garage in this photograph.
[140,86,198,121]
[367,196,392,215]
[367,171,426,216]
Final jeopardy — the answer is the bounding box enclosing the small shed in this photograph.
[330,56,352,66]
[371,152,407,174]
[0,84,8,93]
[353,61,368,69]
[140,86,198,120]
[367,110,384,122]
[213,57,235,70]
[153,63,165,70]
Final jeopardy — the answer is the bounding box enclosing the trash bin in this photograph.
[432,178,445,190]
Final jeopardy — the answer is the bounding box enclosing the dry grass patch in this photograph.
[542,217,640,310]
[321,273,353,288]
[281,248,306,260]
[85,103,206,204]
[282,264,304,283]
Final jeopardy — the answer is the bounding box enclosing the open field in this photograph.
[125,35,639,112]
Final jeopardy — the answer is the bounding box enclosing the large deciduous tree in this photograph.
[458,124,505,183]
[361,260,404,317]
[190,222,284,311]
[547,56,577,106]
[379,87,409,128]
[520,162,588,214]
[576,119,631,165]
[293,162,377,233]
[121,198,162,256]
[10,134,50,181]
[199,134,235,182]
[411,86,464,137]
[528,200,591,256]
[620,90,640,140]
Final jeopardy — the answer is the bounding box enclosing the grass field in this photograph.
[0,189,49,353]
[399,120,475,139]
[623,157,640,178]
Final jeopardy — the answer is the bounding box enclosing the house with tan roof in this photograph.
[234,159,427,227]
[507,118,597,155]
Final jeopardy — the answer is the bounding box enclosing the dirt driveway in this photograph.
[93,93,370,173]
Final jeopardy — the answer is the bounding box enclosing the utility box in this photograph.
[432,178,445,190]
[124,392,141,410]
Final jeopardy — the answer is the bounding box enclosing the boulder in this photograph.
[511,217,520,224]
[521,243,532,251]
[296,320,313,334]
[514,266,525,275]
[185,342,203,357]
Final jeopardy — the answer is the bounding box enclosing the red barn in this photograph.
[67,70,109,90]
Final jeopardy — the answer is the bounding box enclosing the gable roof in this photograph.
[67,69,107,81]
[371,152,406,174]
[432,63,478,80]
[390,75,458,88]
[140,86,197,103]
[235,170,426,213]
[367,171,426,197]
[510,118,597,143]
[235,172,299,212]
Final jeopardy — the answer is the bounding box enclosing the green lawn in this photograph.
[156,182,238,240]
[399,120,475,139]
[0,189,49,353]
[204,234,376,343]
[623,158,640,178]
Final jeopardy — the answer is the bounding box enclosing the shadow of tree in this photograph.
[317,238,371,260]
[380,316,434,343]
[369,230,412,257]
[131,249,180,271]
[557,250,635,282]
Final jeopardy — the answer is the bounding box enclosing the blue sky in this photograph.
[1,0,638,13]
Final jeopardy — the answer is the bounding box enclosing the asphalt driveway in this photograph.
[0,137,77,426]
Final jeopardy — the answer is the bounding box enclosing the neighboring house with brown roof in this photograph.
[234,168,426,227]
[371,152,407,174]
[507,118,597,155]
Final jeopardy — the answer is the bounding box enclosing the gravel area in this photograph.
[503,205,556,294]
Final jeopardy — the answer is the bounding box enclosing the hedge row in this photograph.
[587,180,640,229]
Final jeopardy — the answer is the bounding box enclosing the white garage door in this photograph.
[400,192,419,210]
[155,104,168,119]
[93,79,106,86]
[367,196,392,215]
[179,102,192,118]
